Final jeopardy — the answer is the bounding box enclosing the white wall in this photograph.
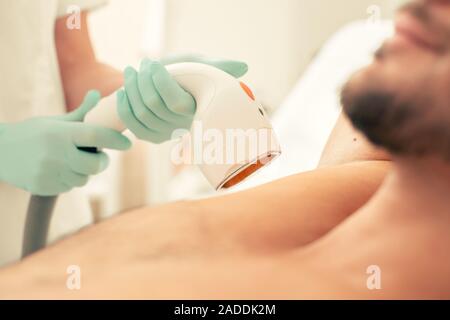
[88,0,148,68]
[163,0,404,110]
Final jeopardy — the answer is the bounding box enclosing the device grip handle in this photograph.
[84,63,230,130]
[84,92,125,131]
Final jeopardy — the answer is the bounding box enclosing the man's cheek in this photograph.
[383,53,435,90]
[428,69,450,107]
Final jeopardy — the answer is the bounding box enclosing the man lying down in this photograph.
[0,0,449,299]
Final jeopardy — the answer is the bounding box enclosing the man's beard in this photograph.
[341,77,450,161]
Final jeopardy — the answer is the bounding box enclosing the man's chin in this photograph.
[340,68,400,151]
[341,71,450,162]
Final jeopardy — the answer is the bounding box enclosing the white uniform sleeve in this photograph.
[57,0,108,17]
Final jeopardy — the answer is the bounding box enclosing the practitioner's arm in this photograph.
[55,11,124,111]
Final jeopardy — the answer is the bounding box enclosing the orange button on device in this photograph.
[240,82,255,101]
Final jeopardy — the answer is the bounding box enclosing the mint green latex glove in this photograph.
[0,91,131,196]
[117,55,248,144]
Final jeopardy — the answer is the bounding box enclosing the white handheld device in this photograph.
[85,62,281,190]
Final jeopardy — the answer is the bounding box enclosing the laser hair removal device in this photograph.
[22,63,281,257]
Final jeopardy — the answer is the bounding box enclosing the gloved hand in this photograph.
[117,55,248,144]
[0,91,131,196]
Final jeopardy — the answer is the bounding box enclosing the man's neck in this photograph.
[374,157,450,223]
